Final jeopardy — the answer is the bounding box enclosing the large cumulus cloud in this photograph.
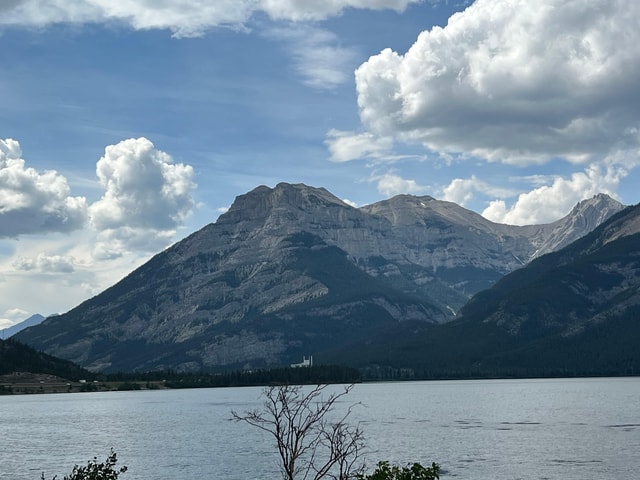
[351,0,640,165]
[0,0,420,37]
[89,137,196,257]
[0,138,87,237]
[0,136,195,257]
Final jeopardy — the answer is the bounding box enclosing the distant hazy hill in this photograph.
[345,203,640,377]
[1,314,45,340]
[15,183,624,373]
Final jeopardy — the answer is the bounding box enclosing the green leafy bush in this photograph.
[41,450,127,480]
[358,461,440,480]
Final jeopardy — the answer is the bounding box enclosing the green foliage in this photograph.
[79,382,99,392]
[358,461,440,480]
[41,450,126,480]
[116,381,141,391]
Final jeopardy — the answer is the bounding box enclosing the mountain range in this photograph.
[14,183,631,374]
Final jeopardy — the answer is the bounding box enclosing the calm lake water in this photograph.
[1,377,639,479]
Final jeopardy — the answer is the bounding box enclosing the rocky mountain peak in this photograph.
[360,194,493,229]
[218,182,350,225]
[523,193,625,259]
[568,193,624,228]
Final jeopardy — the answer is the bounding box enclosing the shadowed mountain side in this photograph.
[0,338,91,380]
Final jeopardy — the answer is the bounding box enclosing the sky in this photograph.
[1,0,640,328]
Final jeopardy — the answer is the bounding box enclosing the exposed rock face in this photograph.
[517,193,627,259]
[354,192,624,310]
[15,183,624,372]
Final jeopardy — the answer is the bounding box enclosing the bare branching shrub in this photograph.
[232,384,365,480]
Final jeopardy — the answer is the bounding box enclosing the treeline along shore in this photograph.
[0,362,362,395]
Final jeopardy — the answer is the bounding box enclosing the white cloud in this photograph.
[326,129,394,162]
[442,177,476,207]
[354,0,640,165]
[5,307,28,317]
[13,252,76,273]
[92,227,177,260]
[373,172,428,197]
[482,165,623,225]
[511,174,557,188]
[89,137,196,255]
[0,307,29,329]
[267,25,359,89]
[0,138,87,237]
[260,0,419,21]
[442,175,517,207]
[342,198,358,208]
[0,138,21,159]
[0,135,196,270]
[0,0,421,37]
[0,136,197,326]
[0,226,157,322]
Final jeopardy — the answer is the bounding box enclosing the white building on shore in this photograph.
[291,355,313,368]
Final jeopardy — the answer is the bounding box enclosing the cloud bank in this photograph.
[13,253,76,273]
[0,0,421,37]
[0,138,87,237]
[1,137,196,255]
[352,0,640,165]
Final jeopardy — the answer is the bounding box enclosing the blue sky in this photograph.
[1,0,640,328]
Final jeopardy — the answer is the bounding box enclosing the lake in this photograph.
[1,377,639,479]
